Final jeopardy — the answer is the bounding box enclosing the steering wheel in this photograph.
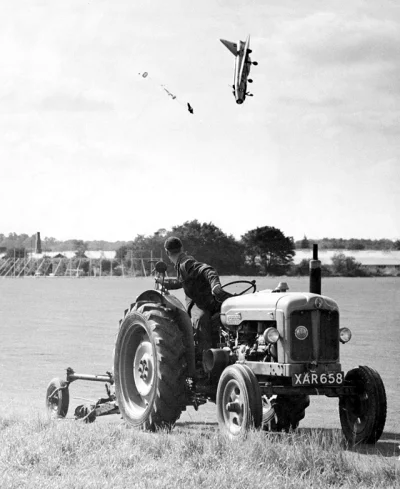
[221,280,256,296]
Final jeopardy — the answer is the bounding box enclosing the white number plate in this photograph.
[292,372,344,386]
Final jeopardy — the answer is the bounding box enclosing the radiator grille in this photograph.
[289,309,339,362]
[319,310,339,361]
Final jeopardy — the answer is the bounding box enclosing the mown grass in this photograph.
[0,414,398,489]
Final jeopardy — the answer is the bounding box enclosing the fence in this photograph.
[0,255,163,278]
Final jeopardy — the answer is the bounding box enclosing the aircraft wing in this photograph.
[220,39,238,56]
[238,34,250,85]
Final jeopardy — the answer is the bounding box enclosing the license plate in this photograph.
[292,371,344,386]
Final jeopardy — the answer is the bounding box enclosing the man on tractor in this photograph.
[159,236,232,357]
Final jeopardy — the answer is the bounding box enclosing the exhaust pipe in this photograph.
[309,243,321,295]
[202,348,230,376]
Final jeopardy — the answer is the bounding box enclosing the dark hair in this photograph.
[164,236,183,253]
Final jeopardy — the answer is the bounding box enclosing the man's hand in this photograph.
[156,277,181,290]
[212,284,233,303]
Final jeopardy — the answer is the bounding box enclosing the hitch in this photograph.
[66,367,114,385]
[45,367,119,422]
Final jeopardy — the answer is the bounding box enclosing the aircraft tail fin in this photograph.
[220,39,238,56]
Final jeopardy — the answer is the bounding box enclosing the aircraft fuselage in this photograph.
[220,35,255,104]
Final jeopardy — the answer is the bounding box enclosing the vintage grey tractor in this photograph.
[46,248,387,445]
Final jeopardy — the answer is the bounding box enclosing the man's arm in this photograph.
[182,258,232,302]
[155,277,182,290]
[183,259,221,288]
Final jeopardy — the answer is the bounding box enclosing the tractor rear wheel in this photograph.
[114,305,187,431]
[270,394,310,432]
[45,378,69,419]
[216,364,262,439]
[339,366,386,445]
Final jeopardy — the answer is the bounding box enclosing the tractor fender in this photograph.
[135,290,196,378]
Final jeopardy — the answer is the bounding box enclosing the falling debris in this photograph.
[138,72,194,115]
[162,85,177,100]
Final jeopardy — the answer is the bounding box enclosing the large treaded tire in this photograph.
[114,304,186,431]
[339,366,387,445]
[216,364,262,439]
[45,377,69,419]
[271,394,310,432]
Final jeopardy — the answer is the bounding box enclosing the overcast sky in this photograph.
[1,0,399,242]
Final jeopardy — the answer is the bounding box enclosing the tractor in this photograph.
[46,246,387,445]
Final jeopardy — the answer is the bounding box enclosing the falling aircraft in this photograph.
[220,34,258,104]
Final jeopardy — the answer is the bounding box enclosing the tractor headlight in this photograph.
[339,327,352,343]
[263,327,280,344]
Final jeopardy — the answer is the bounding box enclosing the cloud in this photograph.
[39,92,113,112]
[284,13,400,66]
[333,110,400,135]
[277,94,343,108]
[253,10,400,139]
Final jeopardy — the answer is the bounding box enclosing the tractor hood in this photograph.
[220,290,339,327]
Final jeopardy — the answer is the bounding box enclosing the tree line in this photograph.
[1,223,399,277]
[0,222,295,275]
[296,235,400,251]
[2,231,399,256]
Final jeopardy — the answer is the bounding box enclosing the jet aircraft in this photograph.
[220,34,258,104]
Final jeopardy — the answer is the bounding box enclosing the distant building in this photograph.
[294,249,400,274]
[27,250,117,260]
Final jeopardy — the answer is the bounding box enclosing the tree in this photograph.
[170,220,245,275]
[115,244,131,261]
[72,239,88,258]
[347,240,365,250]
[241,226,295,275]
[294,258,310,276]
[300,235,310,249]
[331,252,365,277]
[6,247,26,259]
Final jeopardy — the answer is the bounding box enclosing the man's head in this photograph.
[164,236,183,263]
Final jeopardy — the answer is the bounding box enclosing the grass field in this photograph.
[1,416,399,489]
[0,276,399,487]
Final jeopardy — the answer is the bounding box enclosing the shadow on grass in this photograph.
[298,427,400,458]
[353,431,400,458]
[175,421,218,433]
[174,423,400,458]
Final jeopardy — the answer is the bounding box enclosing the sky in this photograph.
[1,0,399,243]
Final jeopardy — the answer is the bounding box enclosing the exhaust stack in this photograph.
[309,244,321,294]
[35,232,42,254]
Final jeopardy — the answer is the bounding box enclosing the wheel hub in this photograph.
[226,401,242,413]
[133,341,154,397]
[223,381,244,433]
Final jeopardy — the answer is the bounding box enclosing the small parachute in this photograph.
[138,72,194,115]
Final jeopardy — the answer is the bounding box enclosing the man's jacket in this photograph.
[166,253,221,312]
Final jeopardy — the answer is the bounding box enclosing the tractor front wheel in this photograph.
[339,366,386,445]
[216,364,262,439]
[114,306,187,431]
